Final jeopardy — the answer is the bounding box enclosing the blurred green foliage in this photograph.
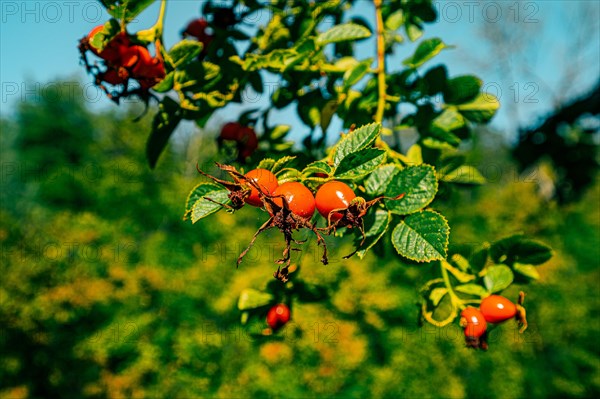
[1,83,598,398]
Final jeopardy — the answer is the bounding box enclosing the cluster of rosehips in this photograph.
[198,161,378,282]
[460,293,528,350]
[218,122,259,161]
[231,167,357,222]
[81,26,165,93]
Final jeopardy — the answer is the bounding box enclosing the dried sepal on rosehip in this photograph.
[318,191,405,259]
[240,181,328,283]
[195,163,274,209]
[516,291,528,333]
[194,163,327,283]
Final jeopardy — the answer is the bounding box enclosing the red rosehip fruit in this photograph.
[315,181,356,222]
[266,303,290,330]
[272,182,316,219]
[480,295,518,323]
[244,169,279,207]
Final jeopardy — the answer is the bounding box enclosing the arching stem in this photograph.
[373,0,387,124]
[155,0,167,37]
[441,261,466,310]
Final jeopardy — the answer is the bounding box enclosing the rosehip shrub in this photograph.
[80,0,553,349]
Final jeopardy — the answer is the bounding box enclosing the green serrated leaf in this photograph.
[391,210,450,262]
[444,75,482,104]
[237,289,274,311]
[356,210,391,259]
[429,287,448,306]
[169,40,204,68]
[441,165,486,185]
[402,37,450,68]
[333,123,381,167]
[457,93,500,124]
[257,158,276,170]
[302,161,333,177]
[147,97,181,169]
[385,164,438,215]
[276,168,303,183]
[483,265,514,293]
[334,149,386,180]
[184,183,224,219]
[513,263,541,280]
[317,23,371,45]
[364,164,400,196]
[190,188,230,223]
[455,284,489,298]
[272,156,297,174]
[343,61,370,89]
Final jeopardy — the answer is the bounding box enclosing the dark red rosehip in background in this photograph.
[266,303,291,330]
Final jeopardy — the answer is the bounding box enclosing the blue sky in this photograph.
[1,1,598,143]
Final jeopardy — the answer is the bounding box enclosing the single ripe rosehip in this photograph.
[315,181,356,222]
[480,295,517,323]
[461,307,487,339]
[219,122,244,141]
[244,169,279,207]
[183,18,209,39]
[272,182,316,219]
[182,18,213,54]
[266,303,290,330]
